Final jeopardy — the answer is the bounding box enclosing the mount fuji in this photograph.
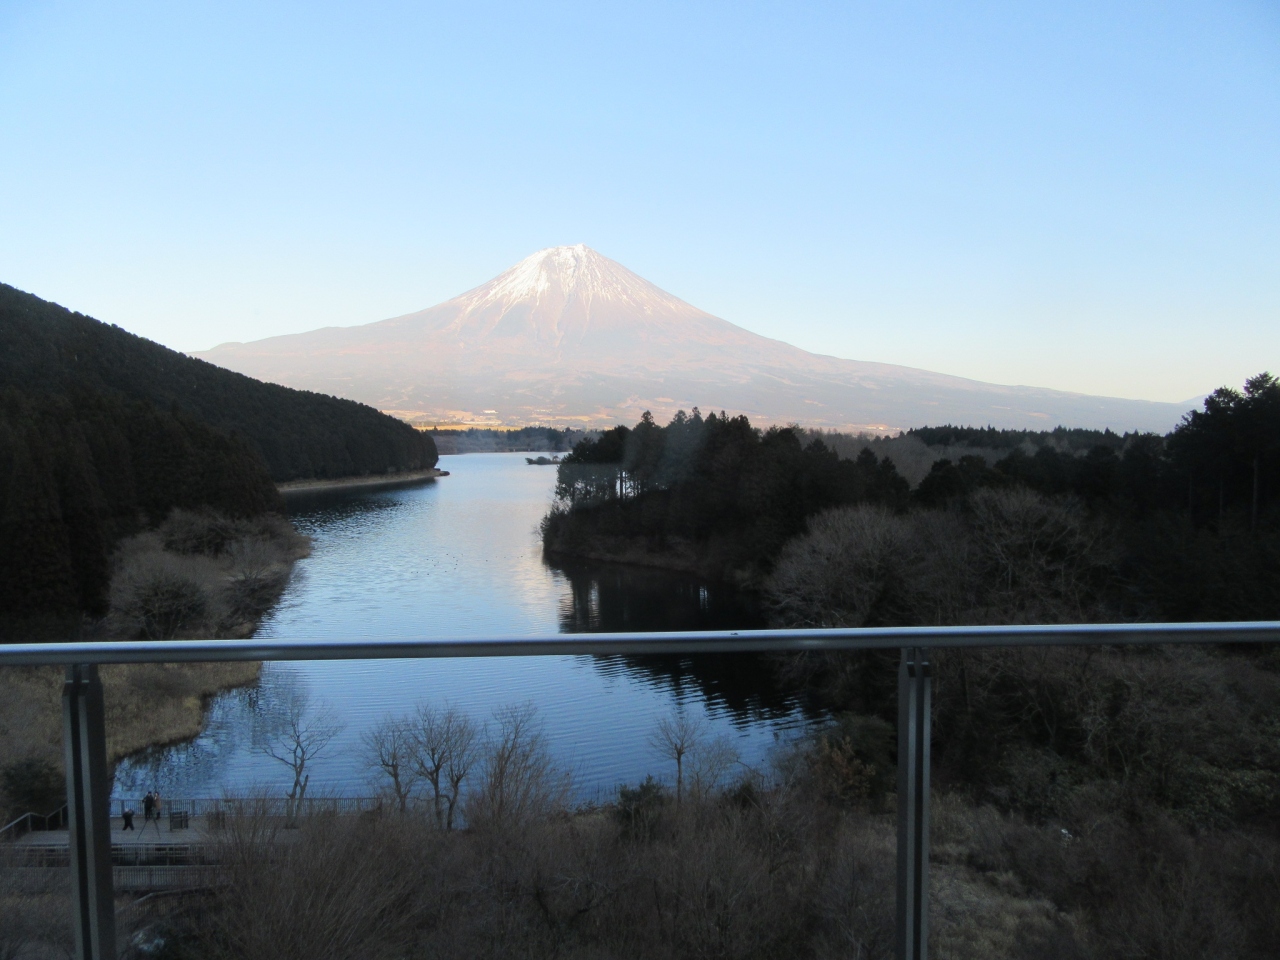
[195,245,1191,433]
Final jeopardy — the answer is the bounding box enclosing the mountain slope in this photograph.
[1,283,437,481]
[197,245,1192,433]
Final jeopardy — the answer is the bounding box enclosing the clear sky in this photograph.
[1,0,1276,403]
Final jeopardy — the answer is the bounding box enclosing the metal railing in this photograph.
[92,796,387,819]
[0,804,68,843]
[3,620,1278,960]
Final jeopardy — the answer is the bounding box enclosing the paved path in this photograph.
[11,815,220,848]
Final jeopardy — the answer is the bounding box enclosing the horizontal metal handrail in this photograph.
[26,620,1280,960]
[3,620,1279,666]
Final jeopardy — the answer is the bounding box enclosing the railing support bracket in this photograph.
[896,646,931,960]
[64,663,116,960]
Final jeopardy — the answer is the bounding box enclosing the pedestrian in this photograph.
[122,808,135,831]
[143,790,162,835]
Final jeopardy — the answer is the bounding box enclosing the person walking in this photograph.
[121,807,135,831]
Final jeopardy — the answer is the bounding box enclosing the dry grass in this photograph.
[0,854,72,960]
[153,769,1115,960]
[0,661,260,820]
[109,509,311,640]
[188,790,897,960]
[1,508,308,821]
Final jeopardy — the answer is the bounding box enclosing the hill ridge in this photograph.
[1,283,437,482]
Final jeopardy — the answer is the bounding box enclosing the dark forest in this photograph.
[0,284,438,630]
[543,375,1280,622]
[0,284,437,483]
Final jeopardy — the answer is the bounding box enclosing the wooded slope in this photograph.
[0,283,437,482]
[0,283,438,629]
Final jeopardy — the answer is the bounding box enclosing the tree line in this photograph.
[429,426,588,454]
[543,408,911,576]
[543,374,1280,620]
[915,373,1279,526]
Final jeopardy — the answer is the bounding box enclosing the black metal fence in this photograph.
[3,620,1279,960]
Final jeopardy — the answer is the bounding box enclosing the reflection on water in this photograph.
[113,453,819,802]
[554,559,764,634]
[553,560,824,723]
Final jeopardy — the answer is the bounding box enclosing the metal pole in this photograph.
[896,647,931,960]
[63,664,116,960]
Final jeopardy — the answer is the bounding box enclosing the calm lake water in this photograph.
[113,453,817,803]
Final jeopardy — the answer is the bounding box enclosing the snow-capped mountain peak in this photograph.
[195,246,1192,434]
[455,245,702,320]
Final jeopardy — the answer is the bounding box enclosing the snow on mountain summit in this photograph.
[458,244,703,317]
[394,244,733,351]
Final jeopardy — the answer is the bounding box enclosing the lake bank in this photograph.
[0,510,314,820]
[278,467,447,497]
[541,515,764,588]
[543,536,759,587]
[0,661,262,819]
[114,453,804,802]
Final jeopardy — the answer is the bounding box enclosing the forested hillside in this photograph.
[0,284,437,482]
[0,387,279,627]
[543,376,1280,619]
[540,382,1280,957]
[0,283,438,632]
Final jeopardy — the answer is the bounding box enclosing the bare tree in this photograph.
[411,704,478,830]
[467,703,568,829]
[649,712,706,806]
[764,504,936,629]
[226,536,279,584]
[966,486,1116,621]
[363,715,417,814]
[260,687,343,824]
[109,546,224,639]
[686,734,741,802]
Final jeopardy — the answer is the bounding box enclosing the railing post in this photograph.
[63,663,116,960]
[896,647,931,960]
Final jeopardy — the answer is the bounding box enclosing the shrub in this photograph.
[108,545,224,639]
[808,714,896,808]
[159,507,255,555]
[614,775,667,840]
[1,756,65,816]
[466,704,570,830]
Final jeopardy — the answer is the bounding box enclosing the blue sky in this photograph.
[1,0,1276,402]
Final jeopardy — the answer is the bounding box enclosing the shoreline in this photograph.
[0,661,263,813]
[543,540,760,588]
[1,513,312,814]
[278,467,448,496]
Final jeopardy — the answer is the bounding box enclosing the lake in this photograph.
[113,453,818,803]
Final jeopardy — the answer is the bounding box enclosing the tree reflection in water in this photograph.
[551,559,827,726]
